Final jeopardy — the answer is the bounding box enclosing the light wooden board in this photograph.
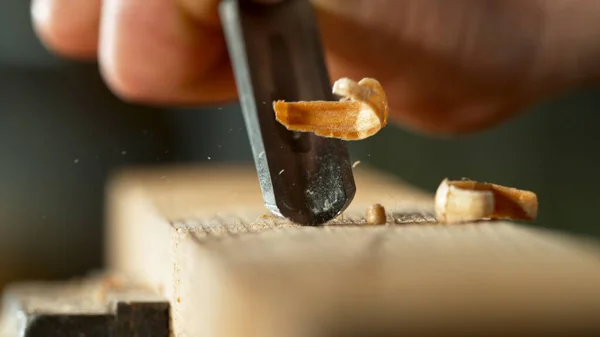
[106,164,600,337]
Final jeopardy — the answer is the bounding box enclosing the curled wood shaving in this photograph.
[435,178,538,224]
[273,77,388,140]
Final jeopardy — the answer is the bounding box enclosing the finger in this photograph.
[314,0,538,135]
[177,0,221,27]
[99,0,236,105]
[31,0,102,59]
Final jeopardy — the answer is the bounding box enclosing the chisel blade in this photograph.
[219,0,356,225]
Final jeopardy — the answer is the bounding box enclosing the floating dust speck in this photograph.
[121,150,127,155]
[73,159,79,164]
[278,169,284,175]
[352,160,361,168]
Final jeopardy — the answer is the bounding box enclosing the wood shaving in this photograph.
[273,77,388,140]
[435,178,538,224]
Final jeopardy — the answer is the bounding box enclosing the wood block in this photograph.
[106,165,600,337]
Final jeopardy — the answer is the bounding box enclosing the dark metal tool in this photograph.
[0,276,170,337]
[219,0,356,226]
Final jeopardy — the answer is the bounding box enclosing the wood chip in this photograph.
[273,77,388,140]
[366,203,387,225]
[435,178,538,224]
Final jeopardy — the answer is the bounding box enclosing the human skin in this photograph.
[31,0,600,135]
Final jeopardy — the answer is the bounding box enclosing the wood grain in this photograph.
[106,164,600,337]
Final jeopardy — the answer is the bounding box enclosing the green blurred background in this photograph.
[1,0,599,289]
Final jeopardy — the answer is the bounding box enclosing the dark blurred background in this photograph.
[1,0,599,290]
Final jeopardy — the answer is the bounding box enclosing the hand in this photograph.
[31,0,600,135]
